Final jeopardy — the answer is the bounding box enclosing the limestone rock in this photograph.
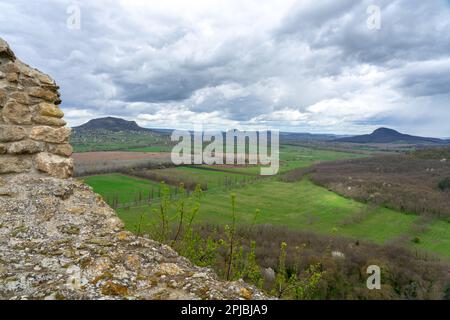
[7,140,44,154]
[28,87,58,103]
[33,115,67,127]
[47,143,73,157]
[6,73,19,83]
[34,152,73,179]
[38,102,64,118]
[0,125,27,142]
[0,38,15,61]
[0,155,31,173]
[30,126,71,144]
[9,91,29,105]
[2,101,32,124]
[0,89,6,107]
[0,175,270,300]
[37,74,55,85]
[0,144,5,154]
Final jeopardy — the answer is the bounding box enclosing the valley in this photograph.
[72,118,450,299]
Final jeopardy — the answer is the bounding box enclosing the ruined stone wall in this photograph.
[0,38,73,179]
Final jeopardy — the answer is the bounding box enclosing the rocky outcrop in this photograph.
[0,175,266,300]
[0,37,268,300]
[0,38,72,178]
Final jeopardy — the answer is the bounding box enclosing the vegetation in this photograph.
[309,154,450,218]
[438,178,450,191]
[82,173,168,206]
[114,178,418,245]
[79,144,450,299]
[118,182,450,299]
[71,129,173,153]
[130,166,258,191]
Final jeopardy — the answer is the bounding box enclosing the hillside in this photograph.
[335,127,446,144]
[74,117,152,132]
[71,117,173,152]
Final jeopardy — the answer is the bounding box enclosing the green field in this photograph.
[81,145,450,260]
[114,178,418,245]
[415,220,450,259]
[84,169,450,259]
[141,166,259,189]
[201,145,366,176]
[82,173,167,204]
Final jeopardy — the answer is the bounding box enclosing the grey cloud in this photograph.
[1,0,449,136]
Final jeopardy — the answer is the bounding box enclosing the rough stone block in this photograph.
[47,143,73,157]
[2,101,32,124]
[28,87,58,103]
[0,89,6,107]
[0,125,27,142]
[30,126,71,144]
[6,73,19,83]
[7,140,44,154]
[9,92,29,105]
[38,102,64,118]
[33,115,66,127]
[0,155,31,173]
[34,152,73,179]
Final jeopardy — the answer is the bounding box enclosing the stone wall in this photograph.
[0,38,73,179]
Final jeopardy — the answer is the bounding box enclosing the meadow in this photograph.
[82,173,167,205]
[82,145,450,260]
[200,145,366,175]
[114,179,419,244]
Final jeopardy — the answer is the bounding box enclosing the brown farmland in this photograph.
[73,151,172,177]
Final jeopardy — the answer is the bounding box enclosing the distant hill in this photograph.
[280,132,340,142]
[73,117,152,132]
[71,117,174,153]
[335,128,446,144]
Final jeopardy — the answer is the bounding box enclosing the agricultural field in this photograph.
[81,145,450,260]
[201,145,366,176]
[415,220,450,259]
[133,166,259,190]
[114,178,420,245]
[82,173,167,205]
[73,151,172,177]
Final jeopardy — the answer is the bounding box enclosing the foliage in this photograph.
[438,178,450,191]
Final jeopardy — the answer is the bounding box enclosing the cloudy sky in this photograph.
[1,0,449,136]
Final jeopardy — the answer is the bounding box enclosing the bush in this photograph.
[438,178,450,191]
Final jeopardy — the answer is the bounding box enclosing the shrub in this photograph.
[438,178,450,191]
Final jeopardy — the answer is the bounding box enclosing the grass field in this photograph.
[82,173,167,204]
[201,145,366,175]
[112,179,418,244]
[140,166,259,189]
[84,170,450,259]
[415,220,450,259]
[81,145,449,260]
